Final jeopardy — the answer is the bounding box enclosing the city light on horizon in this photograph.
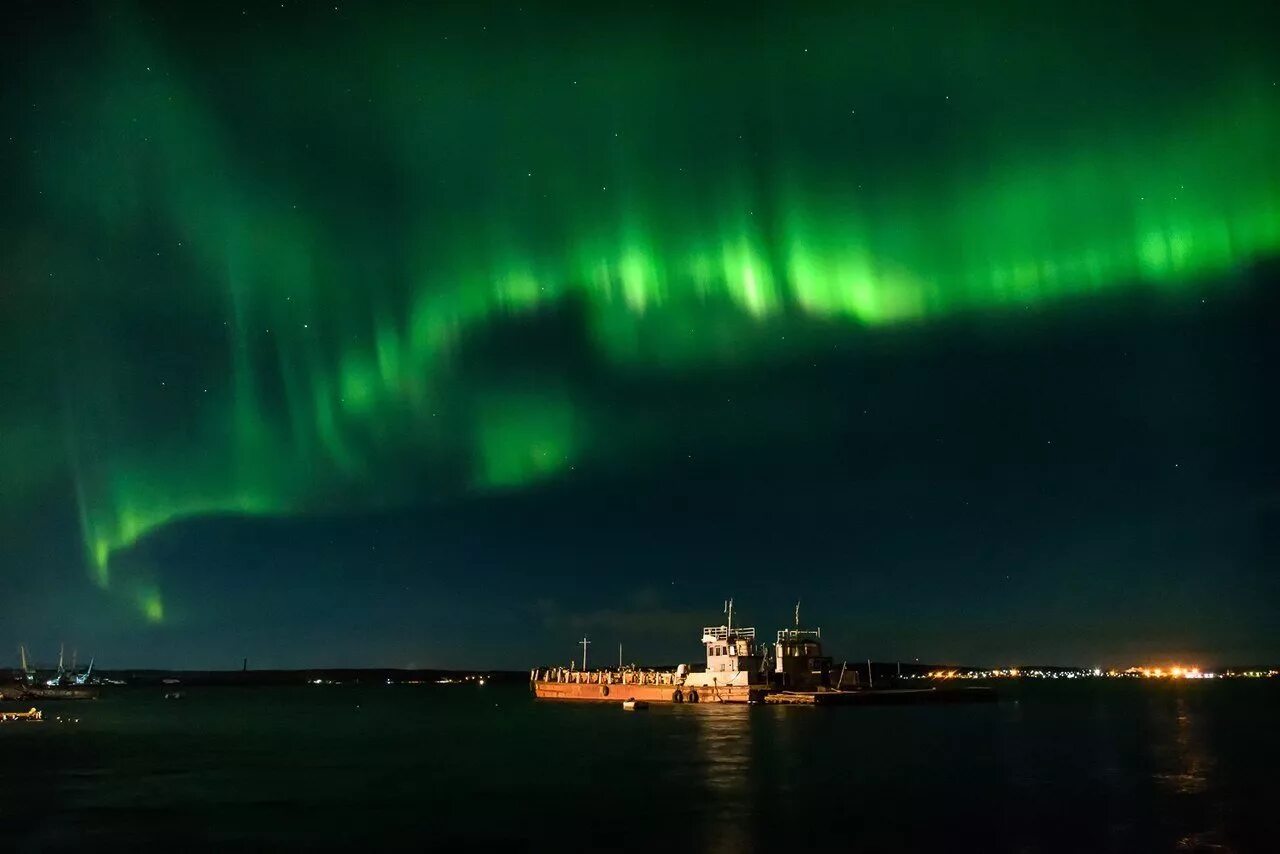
[917,665,1279,681]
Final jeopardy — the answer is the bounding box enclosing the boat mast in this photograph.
[580,636,591,671]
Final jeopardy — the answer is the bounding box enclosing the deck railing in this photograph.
[701,625,756,641]
[531,668,680,686]
[776,628,822,642]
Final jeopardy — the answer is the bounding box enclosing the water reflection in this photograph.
[1147,690,1231,852]
[689,703,754,852]
[1152,694,1213,795]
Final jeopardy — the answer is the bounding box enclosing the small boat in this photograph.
[621,699,648,711]
[0,707,43,723]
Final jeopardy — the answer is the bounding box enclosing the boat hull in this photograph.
[532,680,760,704]
[21,686,99,700]
[763,686,998,705]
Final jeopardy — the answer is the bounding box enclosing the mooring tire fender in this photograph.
[600,684,610,697]
[688,690,699,703]
[672,689,683,703]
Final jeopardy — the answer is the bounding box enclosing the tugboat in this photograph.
[531,600,994,706]
[530,600,855,704]
[531,600,769,703]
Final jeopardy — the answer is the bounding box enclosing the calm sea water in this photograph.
[2,680,1277,852]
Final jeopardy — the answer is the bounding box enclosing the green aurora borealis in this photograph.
[3,1,1279,644]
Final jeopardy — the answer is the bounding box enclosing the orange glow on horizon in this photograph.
[914,663,1280,680]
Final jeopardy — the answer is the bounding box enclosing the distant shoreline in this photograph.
[2,668,522,690]
[5,662,1277,690]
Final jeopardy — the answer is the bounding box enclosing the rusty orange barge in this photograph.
[532,601,858,704]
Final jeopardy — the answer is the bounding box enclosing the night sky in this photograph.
[3,1,1278,669]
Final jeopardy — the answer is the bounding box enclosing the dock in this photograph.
[763,686,997,705]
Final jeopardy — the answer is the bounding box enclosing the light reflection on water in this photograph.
[1158,696,1213,795]
[1147,693,1232,852]
[689,703,753,851]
